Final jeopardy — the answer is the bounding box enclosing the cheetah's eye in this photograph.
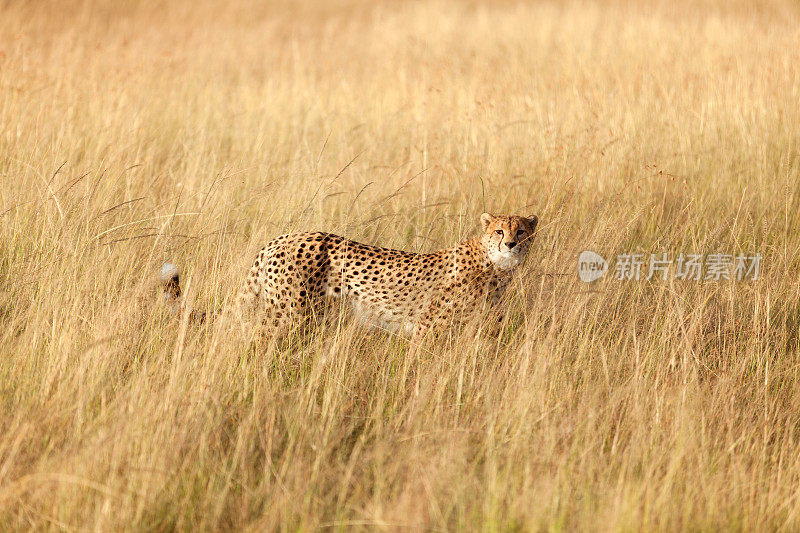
[495,230,503,235]
[516,229,525,237]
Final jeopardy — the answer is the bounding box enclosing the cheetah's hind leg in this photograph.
[255,279,326,346]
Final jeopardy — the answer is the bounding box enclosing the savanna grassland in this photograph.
[1,0,800,529]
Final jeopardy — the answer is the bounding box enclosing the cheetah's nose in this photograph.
[506,241,517,249]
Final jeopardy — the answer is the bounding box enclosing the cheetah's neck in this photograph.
[459,237,515,277]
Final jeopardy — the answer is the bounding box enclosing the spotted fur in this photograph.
[162,212,538,340]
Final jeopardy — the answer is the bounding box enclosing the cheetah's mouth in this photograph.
[488,248,523,270]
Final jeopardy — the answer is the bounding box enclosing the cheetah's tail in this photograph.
[160,262,182,304]
[159,262,210,323]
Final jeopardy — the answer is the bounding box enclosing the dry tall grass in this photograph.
[1,0,800,529]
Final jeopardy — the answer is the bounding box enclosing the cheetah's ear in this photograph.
[526,215,539,232]
[480,212,495,230]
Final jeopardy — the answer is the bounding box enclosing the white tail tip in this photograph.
[160,262,179,282]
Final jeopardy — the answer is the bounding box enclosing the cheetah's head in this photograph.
[480,212,539,271]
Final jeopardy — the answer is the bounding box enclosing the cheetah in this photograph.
[161,212,538,341]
